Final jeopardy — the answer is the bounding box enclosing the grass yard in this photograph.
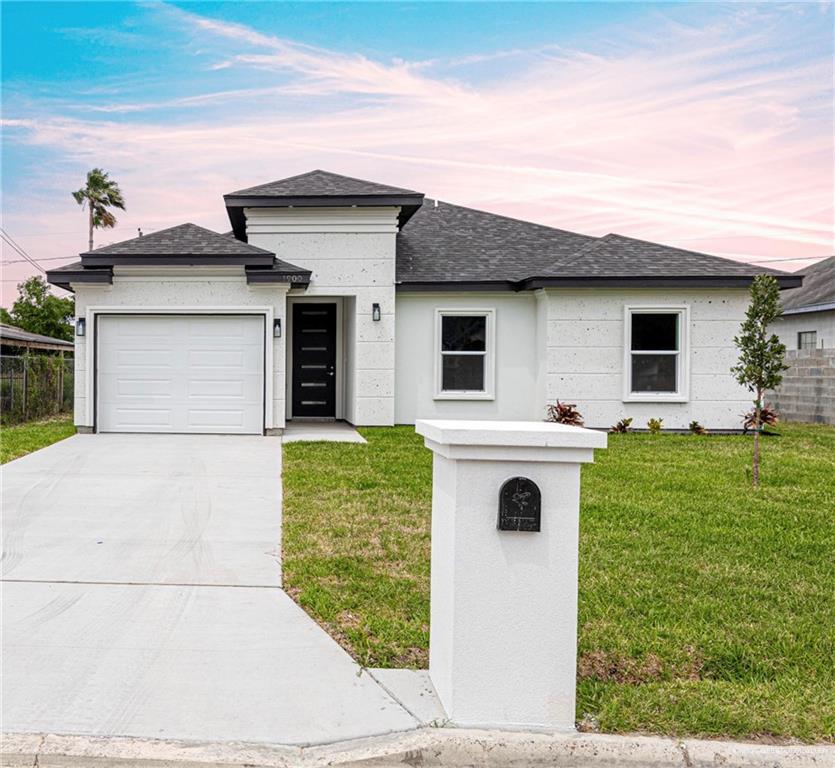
[282,423,834,742]
[0,416,75,463]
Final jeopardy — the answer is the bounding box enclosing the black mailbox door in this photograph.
[498,477,542,531]
[292,303,337,418]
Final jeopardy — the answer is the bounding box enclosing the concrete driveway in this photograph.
[1,435,423,745]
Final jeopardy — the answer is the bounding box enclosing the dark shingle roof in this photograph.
[81,223,272,258]
[780,255,835,313]
[227,169,420,198]
[396,201,799,288]
[396,200,596,283]
[554,233,790,278]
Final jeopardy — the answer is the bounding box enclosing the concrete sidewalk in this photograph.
[2,728,829,768]
[1,435,425,746]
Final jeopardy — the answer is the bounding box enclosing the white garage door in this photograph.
[97,315,264,434]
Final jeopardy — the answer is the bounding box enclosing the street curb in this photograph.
[1,729,831,768]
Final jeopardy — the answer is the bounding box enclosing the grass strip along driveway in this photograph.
[1,416,75,463]
[283,423,834,742]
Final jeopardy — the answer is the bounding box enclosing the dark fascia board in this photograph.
[46,266,113,292]
[782,301,835,315]
[224,193,425,239]
[81,253,275,267]
[397,274,804,292]
[520,274,803,290]
[245,266,311,288]
[396,280,519,293]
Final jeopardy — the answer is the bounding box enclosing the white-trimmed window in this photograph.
[624,306,689,401]
[434,309,495,399]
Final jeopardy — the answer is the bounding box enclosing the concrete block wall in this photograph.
[768,348,835,426]
[537,288,752,430]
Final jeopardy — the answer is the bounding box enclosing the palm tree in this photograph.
[72,168,126,251]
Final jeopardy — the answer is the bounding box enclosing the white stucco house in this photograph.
[47,169,801,434]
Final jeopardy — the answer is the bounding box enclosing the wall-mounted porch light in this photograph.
[75,317,86,337]
[273,318,282,338]
[372,303,381,322]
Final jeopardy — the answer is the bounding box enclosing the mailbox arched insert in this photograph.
[498,477,541,532]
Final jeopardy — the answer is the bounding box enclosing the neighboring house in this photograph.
[0,323,74,356]
[772,255,835,351]
[769,255,835,426]
[46,169,800,435]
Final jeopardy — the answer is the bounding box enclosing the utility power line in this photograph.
[0,228,45,272]
[1,256,74,265]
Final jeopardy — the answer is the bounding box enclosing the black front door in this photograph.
[292,303,337,418]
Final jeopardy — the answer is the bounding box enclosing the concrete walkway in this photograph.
[282,421,367,444]
[1,435,424,745]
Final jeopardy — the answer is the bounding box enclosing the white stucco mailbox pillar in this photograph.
[415,419,607,731]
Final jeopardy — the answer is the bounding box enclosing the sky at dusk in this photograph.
[1,1,833,304]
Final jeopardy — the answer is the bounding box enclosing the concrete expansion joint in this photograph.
[3,730,831,768]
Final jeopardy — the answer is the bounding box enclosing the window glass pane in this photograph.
[631,353,677,392]
[442,354,485,391]
[798,331,816,350]
[631,313,678,351]
[442,315,486,352]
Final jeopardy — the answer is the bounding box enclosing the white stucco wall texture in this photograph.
[396,288,753,431]
[246,207,398,426]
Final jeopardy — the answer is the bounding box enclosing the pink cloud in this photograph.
[1,3,831,303]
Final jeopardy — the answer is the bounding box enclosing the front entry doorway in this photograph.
[292,303,337,418]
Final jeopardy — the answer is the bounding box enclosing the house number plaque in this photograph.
[498,477,541,532]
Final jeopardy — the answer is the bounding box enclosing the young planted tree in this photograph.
[731,274,789,486]
[72,168,126,251]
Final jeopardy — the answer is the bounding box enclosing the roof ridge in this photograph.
[547,232,613,272]
[421,198,595,242]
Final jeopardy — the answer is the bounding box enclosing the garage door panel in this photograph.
[97,315,264,434]
[111,409,173,428]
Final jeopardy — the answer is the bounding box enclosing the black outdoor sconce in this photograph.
[75,317,86,337]
[273,318,282,338]
[372,303,381,322]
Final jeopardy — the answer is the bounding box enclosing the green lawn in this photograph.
[1,416,75,463]
[283,423,834,742]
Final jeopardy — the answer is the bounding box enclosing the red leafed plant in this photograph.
[546,401,584,426]
[742,404,779,433]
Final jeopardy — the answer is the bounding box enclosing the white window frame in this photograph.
[434,308,496,400]
[623,305,690,402]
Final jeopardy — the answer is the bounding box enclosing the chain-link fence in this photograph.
[0,355,73,424]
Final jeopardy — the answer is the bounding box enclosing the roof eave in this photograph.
[224,194,424,239]
[46,266,113,292]
[782,301,835,315]
[245,265,311,289]
[520,275,803,290]
[396,280,521,293]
